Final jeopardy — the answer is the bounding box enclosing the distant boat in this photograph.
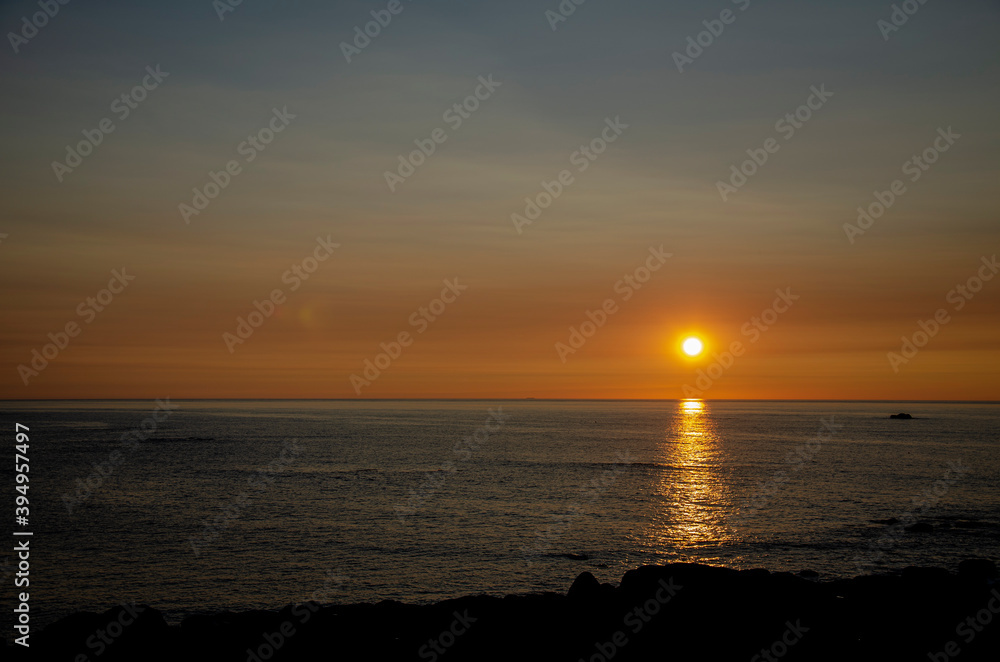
[889,412,913,419]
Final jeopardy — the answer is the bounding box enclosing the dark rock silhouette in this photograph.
[5,561,999,661]
[959,559,999,582]
[567,571,602,601]
[905,521,935,533]
[889,412,913,419]
[872,517,899,525]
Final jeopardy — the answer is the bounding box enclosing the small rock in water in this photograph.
[905,522,934,533]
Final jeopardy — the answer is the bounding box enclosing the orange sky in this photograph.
[1,0,998,400]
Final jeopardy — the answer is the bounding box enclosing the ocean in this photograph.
[1,400,997,632]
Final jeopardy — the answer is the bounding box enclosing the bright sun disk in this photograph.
[682,337,703,357]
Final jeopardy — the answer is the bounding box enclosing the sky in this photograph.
[1,0,998,400]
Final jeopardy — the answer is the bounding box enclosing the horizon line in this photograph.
[1,398,998,404]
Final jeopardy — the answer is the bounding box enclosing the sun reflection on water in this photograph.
[643,399,735,560]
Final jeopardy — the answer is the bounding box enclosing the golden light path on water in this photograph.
[642,399,737,562]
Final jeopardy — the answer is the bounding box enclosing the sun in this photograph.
[682,337,704,357]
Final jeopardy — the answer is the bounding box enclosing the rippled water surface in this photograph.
[1,400,997,629]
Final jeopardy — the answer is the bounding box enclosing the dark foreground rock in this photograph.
[5,561,999,662]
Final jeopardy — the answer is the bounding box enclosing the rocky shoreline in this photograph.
[6,560,999,661]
